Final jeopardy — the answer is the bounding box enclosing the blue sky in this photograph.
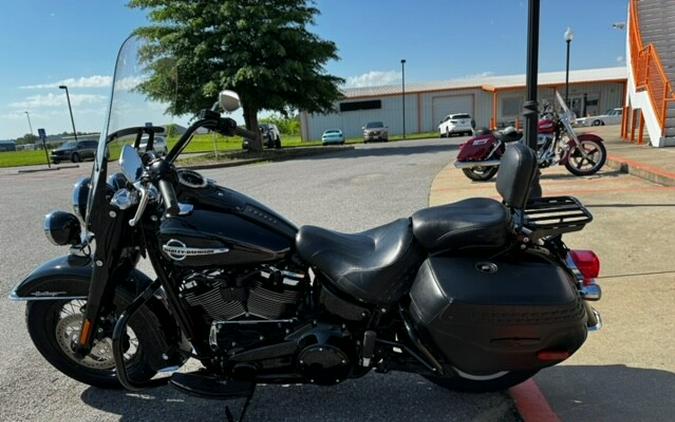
[0,0,629,139]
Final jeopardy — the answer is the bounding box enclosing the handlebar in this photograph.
[233,125,258,140]
[158,179,179,217]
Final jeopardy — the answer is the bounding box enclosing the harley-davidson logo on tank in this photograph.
[162,239,230,261]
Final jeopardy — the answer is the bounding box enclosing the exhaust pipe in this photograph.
[453,159,501,169]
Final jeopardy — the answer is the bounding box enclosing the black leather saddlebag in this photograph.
[409,255,587,374]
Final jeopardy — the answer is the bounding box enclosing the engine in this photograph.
[178,264,307,322]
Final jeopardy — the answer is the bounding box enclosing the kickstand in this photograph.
[225,385,256,422]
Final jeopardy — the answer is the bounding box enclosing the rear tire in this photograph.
[25,289,160,389]
[70,152,81,163]
[462,166,499,181]
[592,120,602,126]
[425,370,538,393]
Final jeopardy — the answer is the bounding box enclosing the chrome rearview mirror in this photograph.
[119,144,144,183]
[219,90,241,112]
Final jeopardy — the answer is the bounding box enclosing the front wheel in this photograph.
[25,289,161,389]
[425,369,538,393]
[462,166,499,181]
[564,139,607,176]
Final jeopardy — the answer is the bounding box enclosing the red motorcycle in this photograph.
[455,91,607,181]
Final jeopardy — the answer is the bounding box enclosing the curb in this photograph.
[605,155,675,187]
[509,379,560,422]
[180,146,354,170]
[16,164,80,174]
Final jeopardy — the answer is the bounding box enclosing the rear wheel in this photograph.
[462,166,499,181]
[564,139,607,176]
[592,120,603,126]
[70,152,81,163]
[26,289,160,389]
[425,369,538,393]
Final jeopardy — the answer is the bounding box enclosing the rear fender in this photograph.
[457,134,501,161]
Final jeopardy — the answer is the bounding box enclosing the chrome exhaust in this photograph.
[453,159,501,169]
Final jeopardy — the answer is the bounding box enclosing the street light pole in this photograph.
[564,27,574,106]
[401,59,406,139]
[523,0,542,198]
[59,85,78,141]
[24,111,34,135]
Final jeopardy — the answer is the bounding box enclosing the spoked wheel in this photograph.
[564,139,607,176]
[25,290,158,388]
[425,368,538,393]
[462,166,499,181]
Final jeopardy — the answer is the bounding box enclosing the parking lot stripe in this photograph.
[509,379,560,422]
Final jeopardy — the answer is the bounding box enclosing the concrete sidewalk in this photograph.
[428,160,675,421]
[579,125,675,186]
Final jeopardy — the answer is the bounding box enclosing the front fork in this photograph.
[77,205,128,354]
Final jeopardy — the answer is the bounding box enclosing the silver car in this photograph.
[362,121,388,142]
[575,108,623,127]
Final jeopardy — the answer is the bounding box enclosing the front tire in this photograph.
[425,370,538,393]
[564,139,607,176]
[25,289,160,389]
[462,166,499,181]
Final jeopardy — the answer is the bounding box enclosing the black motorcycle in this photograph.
[11,37,603,416]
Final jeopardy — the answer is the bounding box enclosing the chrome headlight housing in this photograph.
[72,177,91,221]
[43,211,82,246]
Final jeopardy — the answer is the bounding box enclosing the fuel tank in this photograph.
[159,178,297,267]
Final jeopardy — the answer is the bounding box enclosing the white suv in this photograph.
[439,113,473,137]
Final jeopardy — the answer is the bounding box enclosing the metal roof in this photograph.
[343,67,627,98]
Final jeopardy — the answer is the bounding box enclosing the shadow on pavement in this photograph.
[585,203,675,208]
[302,142,460,161]
[538,169,624,180]
[80,372,517,421]
[536,364,675,422]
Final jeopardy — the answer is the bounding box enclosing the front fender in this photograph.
[577,133,604,143]
[10,254,152,300]
[11,254,185,369]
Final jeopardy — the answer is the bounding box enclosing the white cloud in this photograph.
[20,75,112,89]
[9,93,106,109]
[458,71,495,80]
[345,70,401,88]
[616,56,626,64]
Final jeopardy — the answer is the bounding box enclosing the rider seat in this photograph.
[295,218,421,305]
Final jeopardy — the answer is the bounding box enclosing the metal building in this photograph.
[300,67,626,141]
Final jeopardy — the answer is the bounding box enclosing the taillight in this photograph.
[570,250,600,284]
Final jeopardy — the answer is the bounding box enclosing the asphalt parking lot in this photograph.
[0,137,522,422]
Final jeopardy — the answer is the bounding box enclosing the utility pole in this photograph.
[523,0,542,198]
[564,27,574,105]
[24,111,34,135]
[59,85,78,141]
[401,59,406,139]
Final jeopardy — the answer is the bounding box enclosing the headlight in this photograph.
[43,211,82,246]
[72,177,91,221]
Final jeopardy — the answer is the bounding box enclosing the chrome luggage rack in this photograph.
[522,196,593,238]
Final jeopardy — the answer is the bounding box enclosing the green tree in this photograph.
[128,0,344,151]
[260,113,301,135]
[15,134,38,145]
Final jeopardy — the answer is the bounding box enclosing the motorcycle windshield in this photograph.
[88,35,177,227]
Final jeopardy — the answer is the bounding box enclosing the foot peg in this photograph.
[169,372,255,400]
[361,330,376,367]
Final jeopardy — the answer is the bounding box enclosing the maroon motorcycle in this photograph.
[455,91,607,181]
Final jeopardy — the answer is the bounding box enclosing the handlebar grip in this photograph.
[159,179,180,217]
[234,126,258,140]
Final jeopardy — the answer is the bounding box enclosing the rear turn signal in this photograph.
[570,250,600,284]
